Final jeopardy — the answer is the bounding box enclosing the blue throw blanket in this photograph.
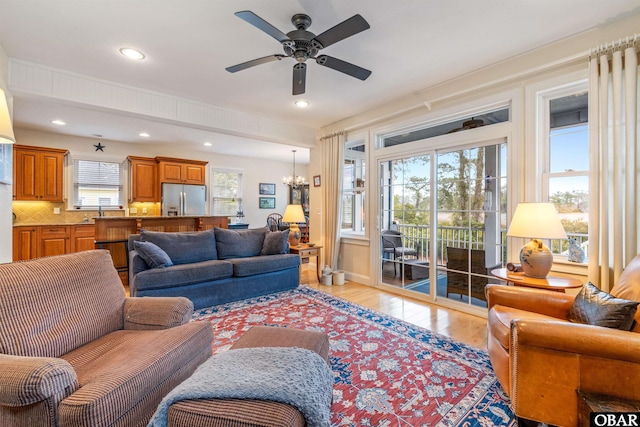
[148,346,333,427]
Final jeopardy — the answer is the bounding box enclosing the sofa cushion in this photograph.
[230,254,300,277]
[261,230,290,255]
[568,282,639,331]
[134,240,174,268]
[0,250,125,358]
[140,229,217,265]
[133,260,233,292]
[215,227,268,259]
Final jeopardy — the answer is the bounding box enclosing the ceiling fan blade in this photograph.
[313,14,370,49]
[315,55,371,81]
[293,63,306,95]
[225,55,285,73]
[235,11,290,43]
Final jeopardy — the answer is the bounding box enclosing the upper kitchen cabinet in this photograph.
[128,156,158,202]
[13,145,67,201]
[156,157,207,185]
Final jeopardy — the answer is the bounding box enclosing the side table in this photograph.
[290,244,322,282]
[491,268,583,292]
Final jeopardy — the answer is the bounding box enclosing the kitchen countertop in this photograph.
[13,222,96,227]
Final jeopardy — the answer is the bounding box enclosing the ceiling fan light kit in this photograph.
[226,11,371,95]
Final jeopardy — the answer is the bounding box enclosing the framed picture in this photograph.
[259,197,276,209]
[313,175,321,187]
[259,183,276,195]
[0,144,12,185]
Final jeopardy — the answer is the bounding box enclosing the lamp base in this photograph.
[288,224,301,247]
[519,239,553,278]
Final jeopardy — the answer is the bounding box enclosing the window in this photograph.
[539,84,589,259]
[72,158,123,209]
[342,140,366,234]
[381,107,510,147]
[211,168,242,216]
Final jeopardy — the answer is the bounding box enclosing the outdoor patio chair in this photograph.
[382,230,418,275]
[446,247,501,302]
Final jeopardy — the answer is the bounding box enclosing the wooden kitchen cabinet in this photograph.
[13,145,67,201]
[128,156,158,202]
[71,224,96,252]
[12,226,38,261]
[156,157,207,185]
[39,225,71,258]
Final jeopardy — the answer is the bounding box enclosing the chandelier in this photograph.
[283,149,305,188]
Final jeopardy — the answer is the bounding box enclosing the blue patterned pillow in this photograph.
[133,240,173,269]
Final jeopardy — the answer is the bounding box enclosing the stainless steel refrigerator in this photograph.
[161,183,206,216]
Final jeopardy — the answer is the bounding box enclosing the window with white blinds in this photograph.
[211,169,243,216]
[73,159,124,208]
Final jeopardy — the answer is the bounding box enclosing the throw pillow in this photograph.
[140,229,217,265]
[214,227,268,259]
[133,240,173,269]
[568,281,639,331]
[261,230,290,255]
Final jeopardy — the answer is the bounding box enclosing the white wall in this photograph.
[13,128,308,230]
[0,44,12,263]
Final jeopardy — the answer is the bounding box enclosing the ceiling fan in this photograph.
[225,11,372,95]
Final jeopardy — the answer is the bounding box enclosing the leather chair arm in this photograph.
[123,297,194,330]
[0,354,77,407]
[486,284,574,319]
[513,319,640,363]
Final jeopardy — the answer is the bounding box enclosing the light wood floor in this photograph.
[302,264,488,350]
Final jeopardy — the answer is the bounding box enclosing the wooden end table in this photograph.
[491,268,583,292]
[290,244,322,282]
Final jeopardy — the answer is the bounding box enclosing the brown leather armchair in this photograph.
[486,254,640,427]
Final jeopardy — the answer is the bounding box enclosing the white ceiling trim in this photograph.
[8,58,317,148]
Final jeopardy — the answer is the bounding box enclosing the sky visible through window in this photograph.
[549,124,589,193]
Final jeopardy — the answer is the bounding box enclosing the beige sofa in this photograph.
[0,250,213,427]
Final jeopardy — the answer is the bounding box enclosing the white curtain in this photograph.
[321,132,344,271]
[588,35,639,291]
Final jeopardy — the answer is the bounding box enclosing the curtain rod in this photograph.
[319,130,345,141]
[590,33,639,59]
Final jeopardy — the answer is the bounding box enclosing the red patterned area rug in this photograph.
[193,286,515,426]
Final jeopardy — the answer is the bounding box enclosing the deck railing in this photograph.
[392,223,588,263]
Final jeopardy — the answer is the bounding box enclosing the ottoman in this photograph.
[166,326,331,427]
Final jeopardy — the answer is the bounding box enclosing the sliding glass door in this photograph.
[378,139,507,309]
[379,154,431,293]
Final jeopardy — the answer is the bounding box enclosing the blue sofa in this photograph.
[128,227,300,309]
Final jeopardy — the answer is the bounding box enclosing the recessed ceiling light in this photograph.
[203,142,212,147]
[51,119,66,125]
[119,47,145,60]
[139,132,150,138]
[294,100,310,108]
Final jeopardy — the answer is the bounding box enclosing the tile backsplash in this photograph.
[12,201,160,224]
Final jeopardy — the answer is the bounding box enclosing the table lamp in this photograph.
[506,202,567,278]
[282,204,306,247]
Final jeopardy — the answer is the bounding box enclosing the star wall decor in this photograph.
[94,143,105,151]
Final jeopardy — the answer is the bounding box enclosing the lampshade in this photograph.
[0,89,16,144]
[507,203,567,239]
[507,203,567,278]
[283,204,306,247]
[282,204,306,224]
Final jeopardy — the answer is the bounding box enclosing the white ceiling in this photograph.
[1,0,639,163]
